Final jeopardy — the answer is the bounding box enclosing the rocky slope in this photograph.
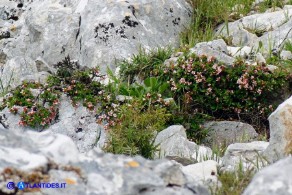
[1,0,292,195]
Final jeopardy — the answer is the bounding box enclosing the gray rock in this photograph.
[0,0,192,88]
[280,50,292,60]
[182,160,219,187]
[154,125,214,162]
[215,6,292,54]
[116,95,133,102]
[0,128,78,172]
[47,95,105,153]
[215,22,258,46]
[0,95,106,153]
[255,16,292,55]
[267,65,279,72]
[190,39,235,66]
[0,127,210,195]
[0,107,24,131]
[264,95,292,162]
[227,46,252,58]
[202,121,258,148]
[252,0,266,7]
[0,113,8,129]
[221,141,269,172]
[142,187,201,195]
[43,169,86,195]
[256,52,266,64]
[244,8,292,33]
[166,156,196,166]
[243,156,292,195]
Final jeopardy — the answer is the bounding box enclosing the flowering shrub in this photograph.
[161,54,289,131]
[4,83,35,108]
[47,58,122,130]
[0,57,123,129]
[19,105,58,128]
[0,81,60,129]
[0,56,173,132]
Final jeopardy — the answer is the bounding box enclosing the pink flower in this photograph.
[179,78,186,84]
[212,64,218,69]
[146,93,151,98]
[53,99,59,106]
[216,66,223,75]
[18,120,26,126]
[171,87,177,91]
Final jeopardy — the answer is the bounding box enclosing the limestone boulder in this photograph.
[154,125,214,163]
[182,160,219,188]
[243,156,292,195]
[190,39,235,66]
[264,95,292,162]
[202,121,258,148]
[221,141,269,172]
[0,126,210,195]
[0,0,192,88]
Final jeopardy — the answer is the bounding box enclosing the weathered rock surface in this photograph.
[47,95,105,153]
[280,50,292,60]
[264,95,292,162]
[202,121,258,147]
[243,156,292,195]
[164,39,268,70]
[154,125,214,163]
[227,46,252,58]
[221,141,269,172]
[216,5,292,56]
[190,39,235,66]
[0,0,192,88]
[0,128,79,172]
[182,160,219,187]
[0,95,105,153]
[0,127,210,195]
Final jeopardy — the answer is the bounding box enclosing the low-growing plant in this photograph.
[160,54,289,134]
[0,80,60,129]
[118,77,171,102]
[169,111,212,143]
[214,164,255,195]
[181,0,255,47]
[278,41,292,72]
[47,58,123,130]
[19,105,58,128]
[104,100,171,159]
[256,0,287,12]
[0,57,122,130]
[119,47,172,83]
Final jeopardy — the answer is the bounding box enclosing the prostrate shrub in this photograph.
[0,80,60,129]
[48,57,122,130]
[0,57,122,130]
[160,54,289,133]
[0,56,173,159]
[0,50,290,156]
